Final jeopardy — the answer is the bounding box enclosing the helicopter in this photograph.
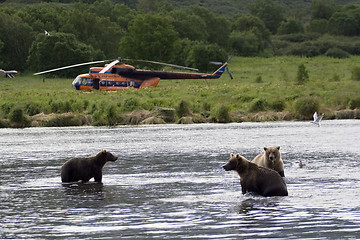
[34,57,232,91]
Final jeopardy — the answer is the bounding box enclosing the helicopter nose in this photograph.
[72,78,80,90]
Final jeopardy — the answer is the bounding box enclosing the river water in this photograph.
[0,120,359,239]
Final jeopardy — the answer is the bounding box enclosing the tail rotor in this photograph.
[209,53,234,79]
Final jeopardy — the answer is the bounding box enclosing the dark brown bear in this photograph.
[61,150,117,183]
[223,153,288,197]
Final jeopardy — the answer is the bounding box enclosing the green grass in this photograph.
[1,56,360,127]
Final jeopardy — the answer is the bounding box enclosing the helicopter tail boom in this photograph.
[211,62,228,78]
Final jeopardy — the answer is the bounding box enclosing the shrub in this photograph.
[156,109,175,123]
[348,98,360,109]
[0,102,14,117]
[295,97,319,120]
[215,105,231,123]
[51,100,72,113]
[44,113,83,127]
[92,109,107,126]
[255,76,263,83]
[270,99,286,112]
[325,47,350,58]
[9,107,30,127]
[106,105,119,126]
[122,97,140,112]
[0,119,9,128]
[9,107,25,123]
[176,100,191,118]
[331,74,340,82]
[249,98,268,112]
[296,63,309,85]
[352,66,360,81]
[25,102,42,116]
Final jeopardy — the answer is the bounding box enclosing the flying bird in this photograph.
[310,112,324,127]
[44,30,50,36]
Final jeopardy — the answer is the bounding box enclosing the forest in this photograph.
[1,0,360,76]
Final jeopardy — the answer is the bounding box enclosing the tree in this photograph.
[17,6,63,33]
[27,32,100,77]
[188,6,230,49]
[0,39,4,66]
[307,19,329,34]
[186,42,227,72]
[230,31,260,56]
[329,5,360,36]
[118,14,179,62]
[310,0,336,20]
[0,12,34,71]
[249,0,284,34]
[60,7,123,58]
[170,9,208,42]
[230,14,270,56]
[137,0,158,12]
[277,19,304,35]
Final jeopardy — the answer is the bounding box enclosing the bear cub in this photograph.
[252,146,285,177]
[223,153,288,197]
[61,150,117,183]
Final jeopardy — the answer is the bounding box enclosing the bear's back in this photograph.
[61,157,96,182]
[252,152,265,165]
[242,163,288,196]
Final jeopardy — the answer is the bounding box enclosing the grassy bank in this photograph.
[1,56,360,128]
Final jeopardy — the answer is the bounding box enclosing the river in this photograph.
[1,120,359,239]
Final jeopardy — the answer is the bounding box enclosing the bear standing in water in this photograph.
[223,154,288,197]
[252,146,285,177]
[61,150,117,183]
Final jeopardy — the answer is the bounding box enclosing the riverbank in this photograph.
[1,56,360,128]
[1,108,359,128]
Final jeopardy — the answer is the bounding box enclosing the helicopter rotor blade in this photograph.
[227,52,234,63]
[209,61,223,65]
[226,67,233,79]
[34,60,112,75]
[123,58,199,72]
[99,59,120,73]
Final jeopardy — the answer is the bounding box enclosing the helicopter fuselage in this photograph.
[72,63,227,91]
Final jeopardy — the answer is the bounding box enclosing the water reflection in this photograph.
[238,196,280,214]
[61,182,105,201]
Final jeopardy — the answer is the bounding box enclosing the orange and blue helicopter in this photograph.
[34,57,232,91]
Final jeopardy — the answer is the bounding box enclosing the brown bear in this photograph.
[61,150,117,183]
[223,153,288,197]
[252,146,285,177]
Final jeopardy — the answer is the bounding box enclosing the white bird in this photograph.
[310,112,324,127]
[44,30,50,36]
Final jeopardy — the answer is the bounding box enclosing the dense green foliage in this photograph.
[1,56,360,127]
[1,0,360,75]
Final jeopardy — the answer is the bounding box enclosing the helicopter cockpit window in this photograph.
[80,77,92,86]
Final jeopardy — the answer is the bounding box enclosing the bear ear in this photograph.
[101,149,107,154]
[236,154,241,159]
[230,153,235,158]
[276,146,280,150]
[264,147,268,151]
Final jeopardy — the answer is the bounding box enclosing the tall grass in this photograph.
[1,56,360,127]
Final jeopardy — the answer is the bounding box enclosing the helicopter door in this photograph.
[129,80,135,87]
[93,78,100,90]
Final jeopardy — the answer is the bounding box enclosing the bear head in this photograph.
[264,146,280,164]
[97,149,118,162]
[223,153,249,173]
